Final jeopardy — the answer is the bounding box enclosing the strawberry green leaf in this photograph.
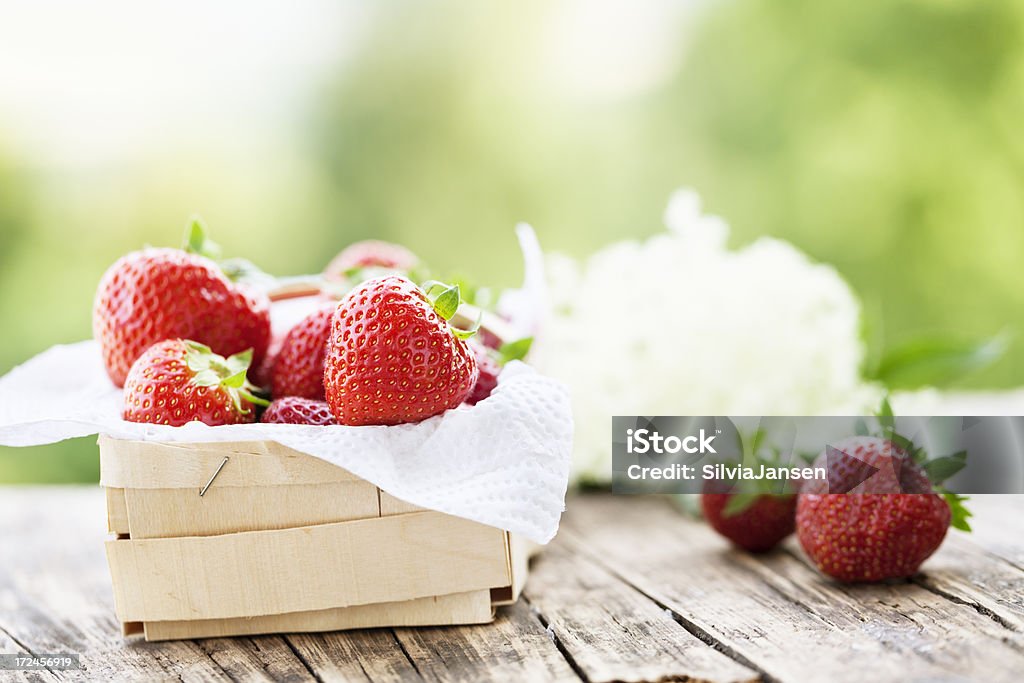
[877,396,895,434]
[432,284,461,321]
[722,492,761,518]
[498,337,534,364]
[923,451,967,483]
[225,349,254,376]
[451,310,482,341]
[419,280,446,296]
[238,387,271,408]
[854,418,869,436]
[191,369,221,387]
[221,369,247,389]
[888,432,915,453]
[869,334,1009,390]
[183,216,222,260]
[942,491,973,532]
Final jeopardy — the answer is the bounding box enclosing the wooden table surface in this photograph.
[1,489,1023,682]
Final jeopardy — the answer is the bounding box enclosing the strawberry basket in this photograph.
[100,436,537,641]
[0,225,571,642]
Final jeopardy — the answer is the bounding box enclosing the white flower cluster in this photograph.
[532,189,882,483]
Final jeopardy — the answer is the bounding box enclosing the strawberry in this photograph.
[465,337,532,405]
[701,492,797,553]
[466,344,500,405]
[251,331,284,389]
[122,340,267,426]
[261,397,335,425]
[323,276,478,425]
[796,492,952,582]
[796,405,972,582]
[324,240,418,281]
[94,248,271,387]
[271,304,335,399]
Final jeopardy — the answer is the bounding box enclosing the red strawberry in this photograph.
[94,248,271,387]
[323,276,478,426]
[465,344,499,405]
[800,436,932,495]
[122,340,266,426]
[251,331,284,389]
[261,397,335,425]
[701,493,797,553]
[796,493,951,582]
[324,240,418,281]
[796,434,968,582]
[271,304,335,399]
[465,336,532,405]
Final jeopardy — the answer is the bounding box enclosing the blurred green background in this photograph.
[1,0,1022,482]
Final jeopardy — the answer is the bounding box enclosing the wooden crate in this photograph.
[98,436,536,641]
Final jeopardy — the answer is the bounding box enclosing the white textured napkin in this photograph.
[0,340,572,543]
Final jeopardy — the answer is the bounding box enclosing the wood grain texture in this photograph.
[122,480,381,539]
[2,487,1024,683]
[564,495,1024,683]
[143,591,494,642]
[524,538,758,683]
[106,511,511,622]
[98,437,362,489]
[393,601,581,683]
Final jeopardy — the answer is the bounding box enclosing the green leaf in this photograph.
[238,387,271,408]
[431,284,461,321]
[225,349,254,376]
[419,279,446,296]
[888,432,915,453]
[854,418,869,436]
[221,369,247,389]
[923,451,967,483]
[183,216,222,260]
[451,309,482,340]
[942,492,973,532]
[191,369,221,387]
[498,337,533,364]
[877,396,895,434]
[722,492,761,518]
[869,334,1009,390]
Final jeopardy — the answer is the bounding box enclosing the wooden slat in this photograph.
[122,480,380,539]
[525,538,758,683]
[106,510,511,622]
[564,495,1024,683]
[393,600,582,682]
[379,490,426,516]
[105,487,129,537]
[98,436,360,489]
[143,590,494,641]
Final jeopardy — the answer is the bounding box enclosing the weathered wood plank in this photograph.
[197,636,318,683]
[285,630,423,682]
[0,625,60,682]
[564,495,1024,683]
[0,487,312,683]
[902,536,1024,631]
[393,601,582,683]
[525,538,759,683]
